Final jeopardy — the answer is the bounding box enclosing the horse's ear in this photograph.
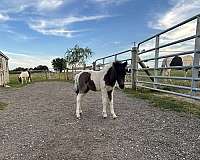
[123,61,127,67]
[113,62,117,68]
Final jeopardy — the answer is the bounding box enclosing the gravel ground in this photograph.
[0,81,200,160]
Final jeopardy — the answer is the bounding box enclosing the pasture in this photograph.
[137,69,199,94]
[0,81,200,159]
[8,71,72,87]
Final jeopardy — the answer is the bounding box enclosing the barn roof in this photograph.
[0,51,9,60]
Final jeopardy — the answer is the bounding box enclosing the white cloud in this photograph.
[29,15,111,28]
[36,0,64,10]
[0,0,67,14]
[144,0,200,61]
[0,13,10,22]
[148,0,200,40]
[149,0,200,30]
[113,41,121,45]
[4,51,56,69]
[90,0,130,5]
[28,15,111,37]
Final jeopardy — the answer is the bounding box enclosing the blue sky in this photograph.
[0,0,199,69]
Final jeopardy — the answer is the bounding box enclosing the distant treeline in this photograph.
[10,65,49,74]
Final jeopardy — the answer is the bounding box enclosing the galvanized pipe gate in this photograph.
[93,14,200,100]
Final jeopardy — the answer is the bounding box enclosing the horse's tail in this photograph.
[28,71,32,82]
[74,73,79,95]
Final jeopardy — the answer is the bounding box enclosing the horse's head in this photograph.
[18,77,22,83]
[113,61,128,89]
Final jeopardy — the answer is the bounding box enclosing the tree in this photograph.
[51,58,66,73]
[12,67,27,71]
[34,65,49,71]
[65,44,93,69]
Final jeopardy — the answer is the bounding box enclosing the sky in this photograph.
[0,0,200,69]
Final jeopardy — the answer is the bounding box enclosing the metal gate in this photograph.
[93,14,200,100]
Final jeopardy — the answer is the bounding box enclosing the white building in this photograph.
[0,51,9,86]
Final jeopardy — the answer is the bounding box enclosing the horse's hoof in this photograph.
[76,114,81,119]
[113,116,117,119]
[102,113,107,119]
[76,116,81,119]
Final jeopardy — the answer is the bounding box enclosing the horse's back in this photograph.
[20,71,29,77]
[182,55,193,66]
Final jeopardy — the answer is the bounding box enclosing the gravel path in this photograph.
[0,81,200,160]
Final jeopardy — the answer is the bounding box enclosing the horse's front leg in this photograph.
[108,90,117,119]
[102,89,108,118]
[22,78,24,84]
[76,93,84,119]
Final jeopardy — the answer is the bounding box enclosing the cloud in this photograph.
[0,0,67,14]
[28,15,111,37]
[149,0,200,30]
[144,0,200,62]
[89,0,130,5]
[0,13,10,22]
[4,51,56,69]
[36,0,65,10]
[0,0,113,38]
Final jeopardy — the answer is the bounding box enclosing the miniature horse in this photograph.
[74,61,127,119]
[18,71,32,84]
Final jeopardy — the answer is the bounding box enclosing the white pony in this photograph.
[74,61,127,119]
[18,71,32,84]
[161,55,193,77]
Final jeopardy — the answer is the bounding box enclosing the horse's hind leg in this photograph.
[76,93,85,119]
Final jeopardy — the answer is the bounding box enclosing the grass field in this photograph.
[8,72,73,88]
[136,69,200,95]
[124,88,200,118]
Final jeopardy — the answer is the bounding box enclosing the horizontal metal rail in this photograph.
[137,81,200,91]
[138,35,198,55]
[137,85,200,100]
[137,75,200,81]
[137,65,200,71]
[139,50,196,62]
[95,49,131,63]
[138,14,200,47]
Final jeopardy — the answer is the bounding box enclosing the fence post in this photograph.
[131,47,138,90]
[83,64,86,70]
[191,16,200,96]
[115,55,117,61]
[45,70,48,80]
[154,35,160,89]
[93,61,96,71]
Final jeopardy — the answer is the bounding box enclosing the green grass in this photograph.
[8,72,73,88]
[0,102,7,110]
[124,88,200,118]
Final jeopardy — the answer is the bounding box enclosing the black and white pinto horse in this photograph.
[74,61,127,119]
[18,71,32,84]
[161,55,193,77]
